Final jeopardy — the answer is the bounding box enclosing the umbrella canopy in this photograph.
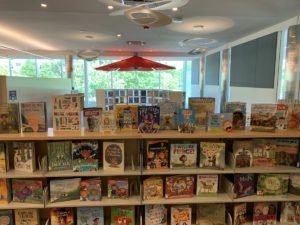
[95,56,175,71]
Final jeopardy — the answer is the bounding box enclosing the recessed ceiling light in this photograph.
[193,25,205,31]
[116,33,122,38]
[85,35,93,39]
[107,5,114,10]
[40,3,47,8]
[172,7,178,11]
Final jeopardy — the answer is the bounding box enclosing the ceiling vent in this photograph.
[127,41,146,46]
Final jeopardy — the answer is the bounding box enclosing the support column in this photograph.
[65,55,73,87]
[199,56,205,97]
[219,49,231,112]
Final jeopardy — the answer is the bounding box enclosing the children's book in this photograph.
[289,174,300,196]
[72,141,99,172]
[103,142,124,172]
[12,179,43,204]
[171,205,192,225]
[234,203,247,225]
[107,179,128,199]
[250,104,277,132]
[111,206,135,225]
[138,106,160,133]
[143,177,163,200]
[21,102,47,132]
[50,178,81,203]
[275,138,299,166]
[77,207,104,225]
[199,142,225,170]
[197,203,225,225]
[178,109,196,133]
[298,149,300,168]
[233,174,255,199]
[0,210,13,225]
[280,202,299,224]
[115,105,138,130]
[13,142,35,173]
[145,204,167,225]
[146,140,168,170]
[80,179,101,201]
[257,174,289,196]
[0,143,8,173]
[253,139,276,167]
[276,103,289,130]
[158,102,180,130]
[100,111,116,132]
[287,103,300,130]
[50,208,74,225]
[253,202,277,225]
[165,176,194,199]
[197,175,218,196]
[48,141,72,171]
[0,179,11,204]
[15,209,39,225]
[170,144,197,169]
[0,103,20,134]
[224,102,246,130]
[207,113,233,133]
[233,140,253,168]
[83,108,102,132]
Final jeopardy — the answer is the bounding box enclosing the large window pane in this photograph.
[113,71,136,89]
[73,59,85,93]
[0,59,9,76]
[160,61,183,90]
[136,71,159,89]
[37,59,62,78]
[11,59,36,77]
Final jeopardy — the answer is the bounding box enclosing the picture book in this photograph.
[298,148,300,168]
[21,102,47,132]
[115,105,138,130]
[234,203,247,225]
[50,178,81,203]
[158,102,180,130]
[275,138,299,166]
[15,209,39,225]
[138,106,160,133]
[146,140,168,170]
[143,177,163,200]
[0,179,11,204]
[257,174,289,196]
[224,102,246,130]
[288,174,300,196]
[250,104,277,132]
[171,205,192,225]
[207,113,233,133]
[233,140,253,168]
[0,103,20,134]
[83,107,102,132]
[77,207,104,225]
[276,103,289,130]
[111,206,135,225]
[287,103,300,130]
[100,111,116,132]
[13,142,35,173]
[233,174,255,199]
[145,204,167,225]
[197,203,225,225]
[12,179,43,204]
[107,179,128,199]
[0,210,13,225]
[170,144,197,169]
[165,176,194,199]
[80,179,101,201]
[280,202,300,224]
[50,208,74,225]
[253,139,276,167]
[103,142,124,172]
[72,141,99,172]
[197,175,218,197]
[199,142,225,170]
[178,109,196,133]
[253,202,277,225]
[48,141,72,171]
[0,143,8,173]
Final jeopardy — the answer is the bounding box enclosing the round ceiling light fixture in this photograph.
[172,7,178,11]
[40,3,47,8]
[193,25,205,31]
[188,47,207,55]
[179,37,217,47]
[85,35,94,39]
[107,5,114,10]
[116,33,122,38]
[77,49,104,61]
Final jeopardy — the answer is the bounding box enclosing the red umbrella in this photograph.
[95,56,175,71]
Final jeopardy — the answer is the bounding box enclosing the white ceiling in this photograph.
[0,0,299,57]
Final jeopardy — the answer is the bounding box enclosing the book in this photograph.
[138,106,160,133]
[280,202,299,224]
[0,179,11,204]
[80,179,101,201]
[224,102,246,130]
[146,140,168,170]
[21,102,47,132]
[115,105,138,130]
[145,205,167,225]
[0,210,13,225]
[253,202,277,225]
[0,103,20,134]
[233,140,253,168]
[234,203,247,225]
[171,205,192,225]
[253,139,276,167]
[250,104,277,132]
[77,207,104,225]
[107,179,128,199]
[233,174,255,199]
[72,141,99,172]
[257,174,289,196]
[207,113,233,133]
[165,176,194,199]
[289,174,300,196]
[13,142,36,173]
[48,141,72,171]
[83,108,102,132]
[100,111,116,132]
[275,138,299,166]
[197,203,225,225]
[298,148,300,168]
[199,142,225,170]
[15,209,39,225]
[0,143,8,173]
[103,142,124,172]
[178,108,196,133]
[170,144,197,169]
[12,179,43,204]
[158,102,180,130]
[50,178,81,203]
[143,177,163,200]
[50,208,74,225]
[276,103,289,130]
[197,175,218,196]
[111,206,135,225]
[287,103,300,130]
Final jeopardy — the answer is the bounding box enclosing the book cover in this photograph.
[287,103,300,130]
[80,179,101,201]
[233,140,253,168]
[171,205,191,225]
[178,109,196,133]
[15,209,39,225]
[250,104,277,132]
[48,141,72,171]
[197,175,218,197]
[275,138,299,166]
[234,203,247,225]
[0,179,10,204]
[115,105,138,130]
[21,102,47,132]
[0,143,8,173]
[12,179,43,204]
[107,179,128,199]
[197,203,225,225]
[111,206,135,225]
[50,208,74,225]
[170,144,197,169]
[103,142,124,172]
[0,103,20,134]
[289,174,300,196]
[100,111,116,132]
[145,205,167,225]
[83,108,102,132]
[257,174,289,196]
[280,202,299,224]
[253,202,277,225]
[165,176,194,199]
[207,113,233,133]
[233,174,255,199]
[158,102,180,130]
[253,139,276,167]
[138,106,160,133]
[72,141,99,172]
[0,210,13,225]
[13,142,35,173]
[146,140,168,170]
[199,142,225,170]
[50,178,81,203]
[298,149,300,168]
[77,207,104,225]
[143,177,163,200]
[276,104,289,130]
[224,102,246,130]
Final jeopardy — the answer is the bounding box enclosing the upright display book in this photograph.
[50,178,81,203]
[233,140,253,168]
[197,203,225,225]
[100,111,116,132]
[138,106,160,133]
[224,102,246,130]
[280,202,300,224]
[15,209,39,225]
[287,103,300,130]
[0,210,13,225]
[72,141,99,172]
[257,174,289,196]
[0,103,20,134]
[146,140,168,170]
[12,179,43,204]
[253,202,277,225]
[115,105,138,130]
[77,207,104,225]
[165,176,194,199]
[250,104,277,132]
[171,205,191,225]
[0,179,11,204]
[107,179,128,199]
[234,203,246,225]
[48,141,72,171]
[111,206,135,225]
[233,174,255,199]
[178,109,196,133]
[103,142,124,172]
[13,142,35,173]
[143,177,163,200]
[197,175,218,196]
[275,138,299,166]
[80,179,101,201]
[276,103,289,130]
[170,144,197,169]
[199,142,225,170]
[145,205,167,225]
[207,113,233,133]
[50,208,74,225]
[289,174,300,196]
[83,108,102,132]
[253,139,276,167]
[0,143,8,173]
[158,102,180,130]
[21,102,47,132]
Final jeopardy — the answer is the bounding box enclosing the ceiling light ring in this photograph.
[77,49,104,61]
[180,37,217,47]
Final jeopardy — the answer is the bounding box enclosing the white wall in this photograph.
[204,85,219,112]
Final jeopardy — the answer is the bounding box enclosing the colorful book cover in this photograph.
[158,102,180,130]
[253,139,276,167]
[0,143,8,173]
[13,142,35,173]
[171,205,191,225]
[145,204,167,225]
[83,108,102,132]
[0,103,20,134]
[146,140,168,170]
[275,138,299,166]
[111,206,135,225]
[197,203,225,225]
[15,209,39,225]
[0,179,11,204]
[197,175,218,197]
[107,179,128,199]
[77,207,104,225]
[289,174,300,196]
[50,208,74,225]
[276,104,289,130]
[80,179,101,201]
[72,141,99,172]
[207,113,233,133]
[287,103,300,130]
[21,102,47,132]
[280,202,299,224]
[103,142,124,172]
[233,140,253,168]
[48,141,72,171]
[100,111,116,132]
[224,102,246,130]
[233,174,255,199]
[170,144,197,169]
[115,105,138,130]
[138,106,160,133]
[50,178,81,203]
[0,210,13,225]
[257,174,289,196]
[250,104,277,132]
[143,177,163,200]
[178,109,196,133]
[253,202,277,225]
[12,179,43,204]
[234,203,247,225]
[199,142,225,170]
[165,176,194,199]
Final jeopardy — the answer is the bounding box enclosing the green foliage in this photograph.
[18,59,36,77]
[38,60,62,78]
[0,60,9,76]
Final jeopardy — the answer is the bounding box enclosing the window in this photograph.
[160,61,183,91]
[112,71,136,89]
[73,59,85,94]
[0,59,9,76]
[11,59,36,77]
[37,59,63,78]
[136,71,159,89]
